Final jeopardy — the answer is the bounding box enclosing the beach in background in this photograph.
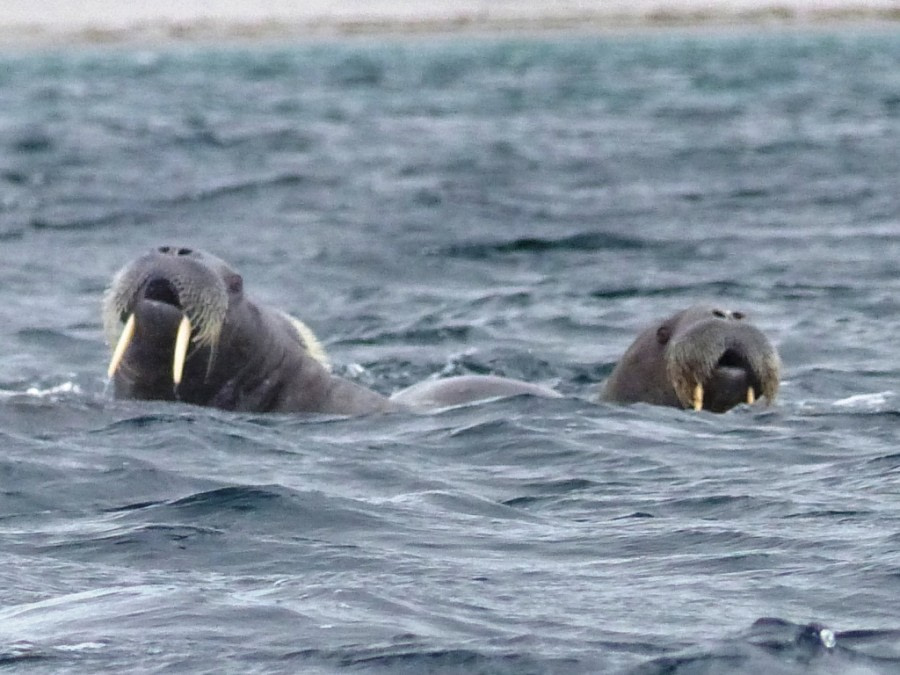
[2,0,899,46]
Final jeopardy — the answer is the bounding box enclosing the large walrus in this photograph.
[103,246,397,414]
[103,247,779,414]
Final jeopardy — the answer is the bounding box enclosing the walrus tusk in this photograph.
[172,315,192,385]
[692,383,703,411]
[107,313,136,379]
[746,387,756,405]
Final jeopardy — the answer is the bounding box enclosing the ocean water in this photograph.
[1,27,899,673]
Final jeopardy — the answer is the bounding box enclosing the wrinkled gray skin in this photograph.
[600,305,781,412]
[103,246,397,414]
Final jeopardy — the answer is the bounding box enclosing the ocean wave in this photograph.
[437,232,652,259]
[631,617,900,674]
[0,641,48,666]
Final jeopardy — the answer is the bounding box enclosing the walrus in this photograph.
[102,246,397,414]
[103,248,779,415]
[390,305,780,413]
[600,305,780,412]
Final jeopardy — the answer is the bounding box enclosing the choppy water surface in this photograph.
[0,27,899,673]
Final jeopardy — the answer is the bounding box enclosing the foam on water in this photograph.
[833,391,895,409]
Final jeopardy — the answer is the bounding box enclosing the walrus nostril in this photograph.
[713,309,727,318]
[156,246,193,256]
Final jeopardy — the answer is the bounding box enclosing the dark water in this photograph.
[1,27,899,673]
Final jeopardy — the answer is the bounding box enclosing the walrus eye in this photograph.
[225,273,243,294]
[656,325,671,345]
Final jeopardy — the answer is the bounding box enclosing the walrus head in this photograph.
[102,246,329,407]
[602,305,781,413]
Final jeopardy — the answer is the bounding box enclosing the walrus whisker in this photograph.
[108,313,136,379]
[172,315,192,385]
[203,340,219,384]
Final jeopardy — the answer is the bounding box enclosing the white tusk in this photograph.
[692,383,704,411]
[172,315,192,385]
[107,313,135,379]
[747,387,756,405]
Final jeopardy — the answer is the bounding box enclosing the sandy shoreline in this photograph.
[1,1,898,48]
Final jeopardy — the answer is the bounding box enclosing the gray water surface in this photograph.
[1,28,898,673]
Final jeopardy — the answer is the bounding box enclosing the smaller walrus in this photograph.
[390,305,780,413]
[103,246,397,414]
[600,305,780,412]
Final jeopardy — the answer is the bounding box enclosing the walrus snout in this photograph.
[666,314,780,412]
[103,248,233,387]
[138,244,203,312]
